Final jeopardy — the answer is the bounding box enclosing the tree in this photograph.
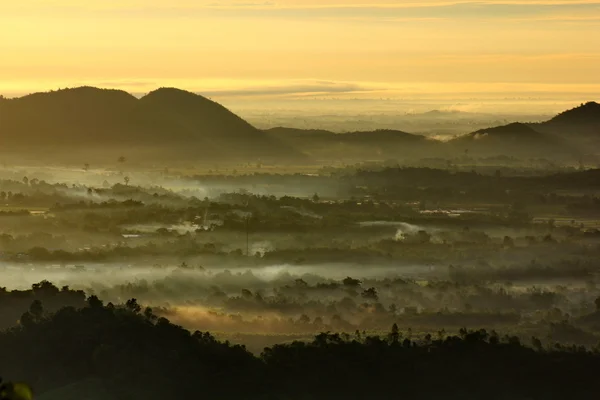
[124,176,130,186]
[531,336,543,352]
[83,163,90,171]
[361,287,378,301]
[343,277,361,287]
[312,193,320,202]
[29,300,44,320]
[388,323,400,344]
[87,295,103,309]
[22,176,28,186]
[595,296,600,311]
[118,156,126,164]
[144,307,157,322]
[125,298,142,314]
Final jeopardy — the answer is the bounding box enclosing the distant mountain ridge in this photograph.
[0,86,304,162]
[266,102,600,160]
[0,87,597,163]
[533,102,600,146]
[547,101,600,126]
[449,122,578,158]
[265,127,439,161]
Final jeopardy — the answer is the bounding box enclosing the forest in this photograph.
[0,158,598,398]
[1,291,599,400]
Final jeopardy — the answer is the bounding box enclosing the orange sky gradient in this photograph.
[2,0,599,111]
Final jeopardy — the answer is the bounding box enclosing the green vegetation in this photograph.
[0,96,598,398]
[0,295,598,399]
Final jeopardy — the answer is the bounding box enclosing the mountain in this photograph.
[545,101,600,127]
[265,127,439,161]
[0,88,595,165]
[450,122,579,159]
[0,87,138,145]
[464,123,547,141]
[533,102,600,149]
[0,87,304,163]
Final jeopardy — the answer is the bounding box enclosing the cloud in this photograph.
[192,80,380,98]
[6,1,600,21]
[206,1,276,7]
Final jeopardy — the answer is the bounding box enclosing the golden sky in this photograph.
[2,0,600,104]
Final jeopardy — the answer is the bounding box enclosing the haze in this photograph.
[3,0,600,120]
[1,2,600,399]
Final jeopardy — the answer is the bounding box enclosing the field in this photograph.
[0,163,597,352]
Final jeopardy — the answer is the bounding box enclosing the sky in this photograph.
[1,0,599,112]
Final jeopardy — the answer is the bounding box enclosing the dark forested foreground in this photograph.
[0,294,598,400]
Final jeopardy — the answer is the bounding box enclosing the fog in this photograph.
[0,158,598,353]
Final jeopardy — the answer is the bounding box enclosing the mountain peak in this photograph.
[144,87,198,98]
[140,87,220,111]
[471,122,539,138]
[549,101,600,125]
[0,86,305,161]
[13,86,136,103]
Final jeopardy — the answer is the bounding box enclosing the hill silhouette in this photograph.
[0,87,596,164]
[534,102,600,149]
[464,123,547,140]
[450,122,579,158]
[546,101,600,126]
[266,127,439,161]
[0,87,304,163]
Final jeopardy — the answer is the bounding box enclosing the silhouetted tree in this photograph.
[343,277,361,287]
[388,323,400,344]
[28,300,43,320]
[125,298,142,314]
[361,287,378,301]
[87,295,103,309]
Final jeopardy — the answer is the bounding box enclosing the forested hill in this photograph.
[0,87,304,162]
[0,291,598,400]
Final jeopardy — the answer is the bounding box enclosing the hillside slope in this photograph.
[0,87,304,163]
[533,101,600,149]
[450,122,579,159]
[265,127,440,161]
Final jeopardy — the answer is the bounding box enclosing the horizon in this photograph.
[3,0,600,117]
[2,3,600,396]
[2,85,598,130]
